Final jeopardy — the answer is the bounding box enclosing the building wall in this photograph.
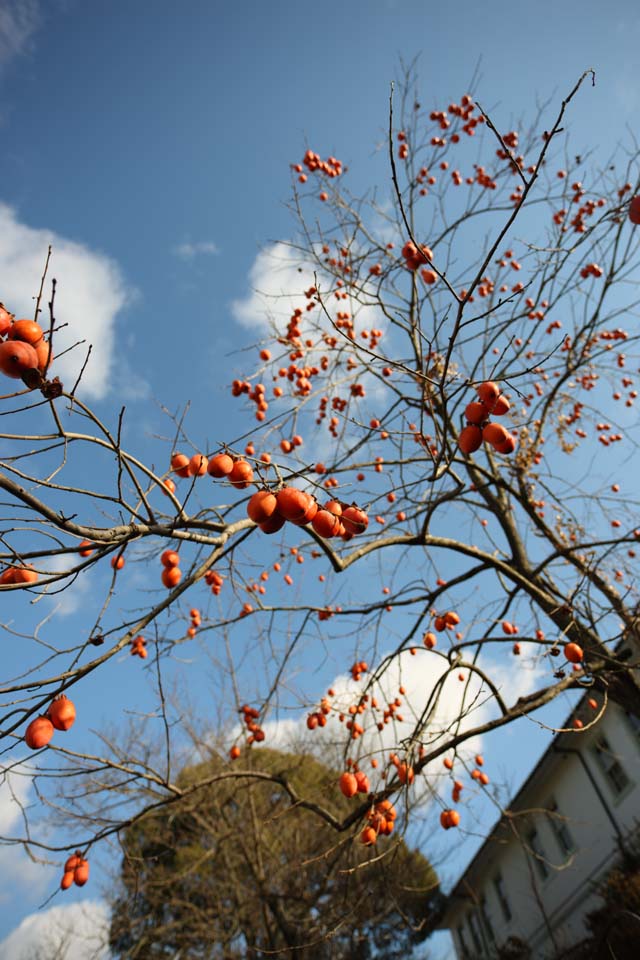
[446,703,640,958]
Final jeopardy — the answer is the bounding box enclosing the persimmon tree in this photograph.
[109,748,440,959]
[1,64,640,943]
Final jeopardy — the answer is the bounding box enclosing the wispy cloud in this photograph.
[0,203,132,399]
[173,240,220,260]
[0,900,111,959]
[0,0,41,68]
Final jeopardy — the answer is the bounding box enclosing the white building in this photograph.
[438,697,640,958]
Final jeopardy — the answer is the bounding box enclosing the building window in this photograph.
[593,734,631,796]
[480,895,496,943]
[527,826,549,880]
[546,797,574,855]
[493,871,512,922]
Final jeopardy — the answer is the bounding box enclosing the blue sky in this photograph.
[1,1,639,957]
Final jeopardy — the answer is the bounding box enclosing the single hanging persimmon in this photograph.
[8,319,44,344]
[476,381,500,408]
[458,424,482,454]
[341,505,369,535]
[339,771,358,798]
[47,695,76,731]
[276,486,311,523]
[207,452,234,478]
[228,459,254,489]
[25,715,54,749]
[170,452,191,478]
[74,858,89,886]
[564,641,584,663]
[629,195,640,225]
[247,490,278,524]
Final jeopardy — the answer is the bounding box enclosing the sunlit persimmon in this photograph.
[25,715,54,749]
[339,771,358,798]
[74,858,90,886]
[0,339,39,378]
[476,381,500,407]
[564,641,584,663]
[440,809,460,829]
[482,422,509,446]
[228,459,254,489]
[207,452,234,478]
[247,490,278,524]
[312,509,341,538]
[458,425,482,454]
[188,454,208,477]
[8,319,43,345]
[48,695,76,731]
[161,566,182,588]
[276,486,310,523]
[341,505,368,535]
[171,453,191,478]
[464,401,488,424]
[111,555,125,570]
[161,549,180,567]
[78,539,94,557]
[492,394,510,416]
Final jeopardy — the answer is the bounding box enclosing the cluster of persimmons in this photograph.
[458,380,516,455]
[0,306,53,381]
[24,695,76,749]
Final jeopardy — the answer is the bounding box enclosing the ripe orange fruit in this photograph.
[247,490,278,524]
[161,549,180,567]
[25,715,54,749]
[312,509,342,538]
[111,555,125,570]
[276,486,311,523]
[564,642,584,663]
[161,566,182,588]
[188,454,208,477]
[476,381,500,407]
[60,871,74,890]
[464,401,489,424]
[341,506,369,535]
[171,453,191,478]
[482,422,509,446]
[339,771,358,798]
[78,539,94,557]
[74,858,89,886]
[207,453,234,478]
[228,459,254,489]
[47,695,76,731]
[458,425,482,454]
[0,340,39,378]
[8,319,43,345]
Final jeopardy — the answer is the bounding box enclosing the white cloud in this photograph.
[0,764,49,901]
[0,0,41,68]
[173,240,219,260]
[261,647,546,770]
[0,203,131,399]
[0,900,110,960]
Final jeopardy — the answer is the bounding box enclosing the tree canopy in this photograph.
[109,748,441,959]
